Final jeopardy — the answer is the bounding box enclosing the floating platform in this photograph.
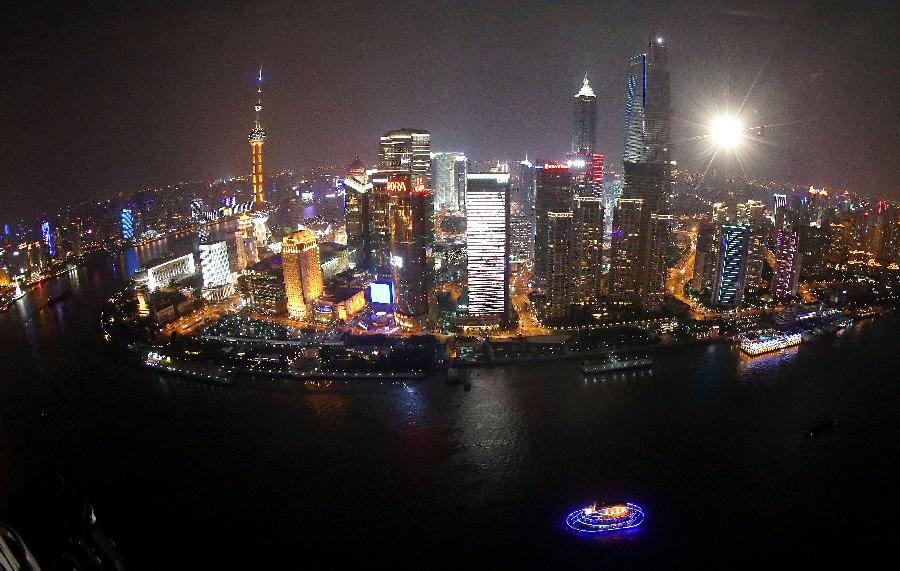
[565,502,645,534]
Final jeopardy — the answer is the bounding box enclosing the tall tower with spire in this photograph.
[249,67,267,206]
[572,75,597,155]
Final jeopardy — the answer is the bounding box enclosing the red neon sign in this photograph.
[386,174,409,193]
[413,176,427,194]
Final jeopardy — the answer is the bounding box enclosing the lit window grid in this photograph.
[466,189,506,315]
[200,241,229,288]
[715,226,747,306]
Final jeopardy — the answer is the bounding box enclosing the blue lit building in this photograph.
[713,224,749,307]
[121,208,134,240]
[40,221,56,258]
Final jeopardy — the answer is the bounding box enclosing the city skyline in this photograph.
[4,1,899,221]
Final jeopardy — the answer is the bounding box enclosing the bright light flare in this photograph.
[711,116,743,148]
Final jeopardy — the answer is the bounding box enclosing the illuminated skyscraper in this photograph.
[572,76,597,155]
[543,212,574,321]
[368,129,433,271]
[431,152,467,212]
[121,208,134,240]
[772,209,801,298]
[712,202,728,224]
[602,170,622,237]
[40,221,55,258]
[464,173,510,322]
[282,230,324,319]
[572,196,603,306]
[387,174,432,324]
[249,68,267,206]
[773,193,788,221]
[713,224,749,307]
[611,38,674,309]
[624,54,647,163]
[200,240,229,288]
[200,239,232,301]
[533,163,573,289]
[609,198,644,298]
[345,173,373,267]
[379,129,432,185]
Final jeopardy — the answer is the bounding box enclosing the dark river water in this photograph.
[1,225,898,568]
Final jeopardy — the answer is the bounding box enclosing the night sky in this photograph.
[4,0,899,219]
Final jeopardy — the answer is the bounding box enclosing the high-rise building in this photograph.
[367,129,433,272]
[772,209,801,298]
[238,258,286,314]
[509,214,532,264]
[282,230,324,319]
[200,240,232,301]
[826,221,852,267]
[643,37,672,164]
[40,221,55,259]
[713,224,749,307]
[431,152,467,212]
[533,163,573,289]
[773,193,788,221]
[610,38,673,310]
[712,202,729,224]
[345,176,373,267]
[249,68,267,206]
[379,129,432,185]
[624,54,648,163]
[602,170,622,237]
[199,240,229,288]
[235,214,259,271]
[121,208,134,240]
[464,173,510,323]
[572,196,603,306]
[568,153,604,199]
[609,198,645,298]
[611,162,671,307]
[543,212,574,321]
[572,77,597,155]
[514,158,536,213]
[387,173,432,323]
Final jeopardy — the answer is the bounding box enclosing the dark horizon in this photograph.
[4,0,899,219]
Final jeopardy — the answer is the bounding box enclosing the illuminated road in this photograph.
[667,227,708,319]
[509,265,548,336]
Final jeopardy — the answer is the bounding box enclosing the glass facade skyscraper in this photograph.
[431,152,467,212]
[572,77,597,155]
[610,39,674,310]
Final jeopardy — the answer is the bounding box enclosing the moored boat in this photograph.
[582,354,653,374]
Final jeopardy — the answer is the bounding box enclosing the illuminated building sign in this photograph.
[387,174,409,193]
[413,176,427,194]
[369,281,393,305]
[542,162,569,171]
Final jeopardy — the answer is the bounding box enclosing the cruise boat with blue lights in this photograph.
[565,501,645,534]
[739,330,802,356]
[582,354,653,374]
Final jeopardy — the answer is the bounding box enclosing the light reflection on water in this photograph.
[2,227,900,564]
[738,345,799,376]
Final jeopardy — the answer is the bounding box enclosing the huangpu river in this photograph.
[1,223,898,567]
